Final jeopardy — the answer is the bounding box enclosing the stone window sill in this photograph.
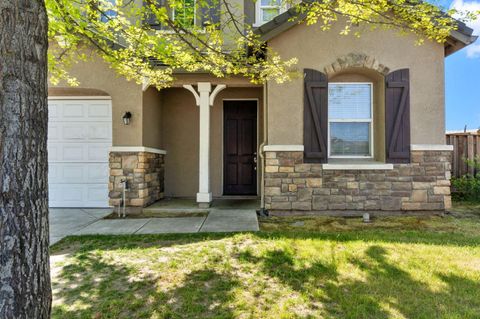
[322,159,393,170]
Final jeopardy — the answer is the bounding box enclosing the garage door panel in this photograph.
[50,100,112,123]
[62,103,85,118]
[48,143,110,162]
[48,102,60,119]
[49,163,108,184]
[48,99,112,208]
[63,124,87,140]
[88,123,112,141]
[49,164,83,183]
[88,144,110,162]
[88,103,111,118]
[48,144,60,162]
[49,184,83,203]
[87,185,109,202]
[87,163,109,182]
[62,165,86,180]
[48,125,60,141]
[62,144,87,161]
[50,184,108,207]
[51,123,111,143]
[49,165,61,181]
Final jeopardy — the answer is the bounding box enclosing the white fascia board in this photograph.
[110,146,167,155]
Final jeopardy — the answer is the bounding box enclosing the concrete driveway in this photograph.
[49,208,259,246]
[49,208,112,245]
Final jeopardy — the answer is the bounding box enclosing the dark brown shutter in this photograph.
[201,0,221,27]
[304,68,328,163]
[144,0,166,30]
[385,69,411,163]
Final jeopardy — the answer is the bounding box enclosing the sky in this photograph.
[440,0,480,131]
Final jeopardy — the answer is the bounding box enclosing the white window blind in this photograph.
[328,84,371,120]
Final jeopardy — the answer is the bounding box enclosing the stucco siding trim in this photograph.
[411,144,454,151]
[264,145,304,152]
[110,146,167,155]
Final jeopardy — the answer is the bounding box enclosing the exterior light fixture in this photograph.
[122,112,132,125]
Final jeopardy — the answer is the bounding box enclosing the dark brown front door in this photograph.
[223,100,257,195]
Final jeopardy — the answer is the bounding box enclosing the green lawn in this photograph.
[51,203,480,319]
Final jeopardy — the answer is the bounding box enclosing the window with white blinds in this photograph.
[328,83,373,157]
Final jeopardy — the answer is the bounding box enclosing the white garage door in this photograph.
[48,98,112,207]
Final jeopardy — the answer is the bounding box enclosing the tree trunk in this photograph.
[0,0,51,318]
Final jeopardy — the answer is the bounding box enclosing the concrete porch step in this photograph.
[139,209,209,218]
[141,198,208,217]
[142,197,260,214]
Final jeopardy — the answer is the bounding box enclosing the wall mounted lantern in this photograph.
[122,112,132,125]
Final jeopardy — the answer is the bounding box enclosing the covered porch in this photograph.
[108,75,264,210]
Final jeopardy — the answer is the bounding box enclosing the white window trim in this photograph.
[253,1,287,27]
[327,82,374,159]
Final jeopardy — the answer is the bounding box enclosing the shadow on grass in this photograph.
[334,246,480,318]
[237,245,480,318]
[52,251,239,319]
[50,225,480,318]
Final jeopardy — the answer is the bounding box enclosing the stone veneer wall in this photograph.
[264,150,452,213]
[109,152,165,207]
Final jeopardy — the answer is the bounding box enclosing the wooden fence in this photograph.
[446,131,480,178]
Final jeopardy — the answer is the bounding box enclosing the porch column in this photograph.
[183,82,226,207]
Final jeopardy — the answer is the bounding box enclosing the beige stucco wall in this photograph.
[162,87,263,197]
[267,21,446,146]
[48,52,144,146]
[142,87,163,149]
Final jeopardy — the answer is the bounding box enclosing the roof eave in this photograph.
[445,31,478,56]
[254,8,305,42]
[254,8,478,57]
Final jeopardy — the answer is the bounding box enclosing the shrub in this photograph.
[451,156,480,201]
[451,175,480,201]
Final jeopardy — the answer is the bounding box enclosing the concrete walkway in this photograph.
[50,208,259,246]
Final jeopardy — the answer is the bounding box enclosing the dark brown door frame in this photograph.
[222,99,259,196]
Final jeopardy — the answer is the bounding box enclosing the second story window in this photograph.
[255,0,284,26]
[173,0,196,28]
[100,0,118,23]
